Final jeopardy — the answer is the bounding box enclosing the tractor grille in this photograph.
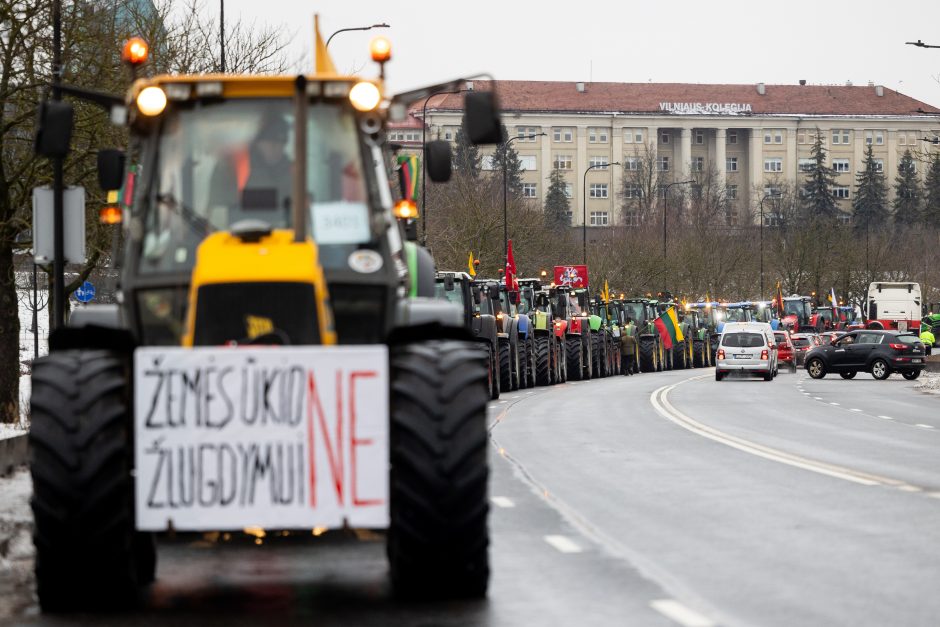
[193,282,320,346]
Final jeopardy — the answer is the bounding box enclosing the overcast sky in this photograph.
[220,0,940,108]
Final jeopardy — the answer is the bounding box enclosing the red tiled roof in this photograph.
[417,80,940,117]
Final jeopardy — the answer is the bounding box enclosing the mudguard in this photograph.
[588,315,602,332]
[395,297,462,328]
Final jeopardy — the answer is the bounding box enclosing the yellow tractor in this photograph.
[29,21,502,611]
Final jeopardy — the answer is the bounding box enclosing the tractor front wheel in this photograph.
[389,340,489,599]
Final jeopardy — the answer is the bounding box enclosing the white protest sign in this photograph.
[134,346,389,531]
[311,201,370,245]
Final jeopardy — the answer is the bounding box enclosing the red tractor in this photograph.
[779,295,819,333]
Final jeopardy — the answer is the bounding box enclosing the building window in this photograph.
[589,183,609,199]
[695,130,705,145]
[624,157,641,171]
[727,184,738,200]
[657,156,670,171]
[624,128,644,143]
[590,211,609,226]
[660,131,670,144]
[518,155,537,171]
[554,154,572,170]
[834,186,850,199]
[565,210,573,221]
[522,183,537,198]
[832,129,851,145]
[588,127,609,143]
[764,129,783,144]
[728,131,738,145]
[443,128,454,141]
[726,206,739,226]
[516,126,540,142]
[865,130,885,146]
[832,158,850,173]
[692,156,704,172]
[873,159,884,173]
[624,211,640,227]
[563,183,573,199]
[837,212,852,226]
[899,133,906,145]
[764,185,782,197]
[553,127,574,142]
[624,184,643,198]
[726,157,738,172]
[481,156,496,171]
[589,156,609,170]
[389,131,421,142]
[799,158,814,172]
[764,158,783,172]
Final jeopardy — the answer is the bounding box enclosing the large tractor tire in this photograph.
[487,344,500,400]
[693,340,705,368]
[557,337,568,383]
[566,335,583,381]
[639,337,657,373]
[582,332,594,380]
[29,350,153,612]
[499,338,513,393]
[389,340,489,599]
[591,333,603,379]
[535,336,552,386]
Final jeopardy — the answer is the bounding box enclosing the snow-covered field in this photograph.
[0,469,34,620]
[15,277,48,428]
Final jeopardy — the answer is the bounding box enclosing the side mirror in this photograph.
[509,290,520,305]
[444,274,455,291]
[424,140,452,183]
[97,149,126,191]
[472,286,482,304]
[463,91,502,145]
[488,284,500,299]
[34,100,74,158]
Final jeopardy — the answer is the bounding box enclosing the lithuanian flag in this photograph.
[654,306,684,349]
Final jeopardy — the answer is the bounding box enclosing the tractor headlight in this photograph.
[349,81,381,112]
[136,86,167,116]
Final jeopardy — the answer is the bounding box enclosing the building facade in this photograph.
[400,81,940,227]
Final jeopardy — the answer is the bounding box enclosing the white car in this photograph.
[715,322,778,381]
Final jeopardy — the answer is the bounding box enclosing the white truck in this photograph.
[865,282,922,333]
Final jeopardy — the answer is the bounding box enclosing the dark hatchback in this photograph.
[804,330,926,380]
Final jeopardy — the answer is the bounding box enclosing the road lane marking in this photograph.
[916,424,934,429]
[490,496,515,508]
[878,415,894,420]
[544,535,582,553]
[814,396,823,400]
[830,402,840,406]
[650,378,922,489]
[650,599,715,627]
[850,408,862,412]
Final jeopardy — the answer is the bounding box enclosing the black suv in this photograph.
[804,329,926,380]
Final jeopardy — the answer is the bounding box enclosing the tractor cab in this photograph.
[781,295,815,332]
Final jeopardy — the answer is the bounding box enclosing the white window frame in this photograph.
[832,158,850,173]
[516,126,540,142]
[727,184,738,200]
[660,131,670,144]
[518,155,537,171]
[764,157,783,173]
[589,156,610,170]
[657,156,670,172]
[692,156,704,172]
[624,157,641,171]
[589,183,609,199]
[726,156,738,172]
[588,127,609,143]
[553,127,574,143]
[624,183,643,198]
[834,186,850,199]
[624,211,640,227]
[799,158,815,173]
[873,159,884,173]
[695,130,705,145]
[522,183,537,198]
[728,131,738,145]
[553,154,572,170]
[590,211,609,226]
[563,183,573,199]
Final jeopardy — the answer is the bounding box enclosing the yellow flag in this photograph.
[468,252,476,277]
[602,279,610,302]
[314,14,338,74]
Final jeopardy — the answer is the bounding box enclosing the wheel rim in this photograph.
[873,361,886,378]
[808,360,823,377]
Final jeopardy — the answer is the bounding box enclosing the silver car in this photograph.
[715,322,778,381]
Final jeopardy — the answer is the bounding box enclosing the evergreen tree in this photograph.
[544,168,571,230]
[893,150,922,223]
[800,128,839,220]
[453,127,481,178]
[489,125,524,197]
[924,152,940,225]
[852,144,889,234]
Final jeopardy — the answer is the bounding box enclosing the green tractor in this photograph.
[518,278,565,385]
[608,299,639,375]
[618,298,665,373]
[679,305,713,367]
[589,295,620,377]
[550,285,594,380]
[652,294,693,370]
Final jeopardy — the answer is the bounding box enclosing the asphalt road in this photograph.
[5,367,939,626]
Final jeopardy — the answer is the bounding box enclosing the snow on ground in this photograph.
[16,277,48,427]
[918,371,940,395]
[0,468,34,620]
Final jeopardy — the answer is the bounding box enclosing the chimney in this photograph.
[799,79,806,86]
[465,81,474,91]
[875,85,884,97]
[756,82,765,95]
[576,82,585,93]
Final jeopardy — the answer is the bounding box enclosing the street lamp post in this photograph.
[661,180,694,259]
[582,161,620,265]
[503,133,546,264]
[419,88,463,246]
[758,192,780,300]
[325,23,390,48]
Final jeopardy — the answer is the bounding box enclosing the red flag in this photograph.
[553,265,589,288]
[505,240,518,292]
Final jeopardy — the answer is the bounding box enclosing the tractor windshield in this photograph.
[621,302,645,323]
[725,308,750,322]
[784,300,812,321]
[434,281,465,308]
[137,99,371,274]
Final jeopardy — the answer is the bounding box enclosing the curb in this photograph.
[0,434,28,477]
